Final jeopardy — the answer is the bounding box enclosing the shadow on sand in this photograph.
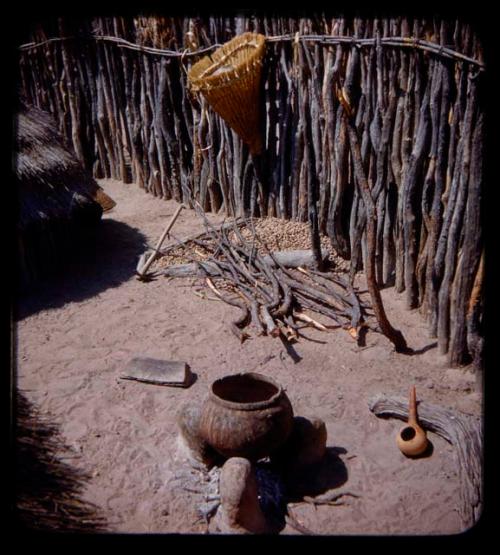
[14,392,107,532]
[283,445,350,502]
[254,445,351,534]
[14,219,148,321]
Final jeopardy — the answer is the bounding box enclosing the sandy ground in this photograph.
[15,178,482,535]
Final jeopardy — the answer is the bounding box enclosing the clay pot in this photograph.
[396,386,429,457]
[176,403,220,468]
[199,373,294,460]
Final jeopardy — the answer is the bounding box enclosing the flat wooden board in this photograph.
[120,357,193,387]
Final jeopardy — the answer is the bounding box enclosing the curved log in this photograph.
[368,393,482,529]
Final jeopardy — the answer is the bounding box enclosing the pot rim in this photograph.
[209,372,284,411]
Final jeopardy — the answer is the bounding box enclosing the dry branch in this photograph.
[343,107,409,353]
[158,213,368,342]
[137,203,184,278]
[294,311,328,331]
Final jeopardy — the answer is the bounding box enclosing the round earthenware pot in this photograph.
[199,372,294,460]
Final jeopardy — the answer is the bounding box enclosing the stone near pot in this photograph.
[272,416,328,480]
[199,373,294,461]
[215,457,270,534]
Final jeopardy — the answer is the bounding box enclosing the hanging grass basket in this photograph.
[188,32,266,155]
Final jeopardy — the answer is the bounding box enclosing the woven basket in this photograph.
[188,32,266,155]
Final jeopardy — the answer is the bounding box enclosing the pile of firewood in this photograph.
[155,212,372,344]
[154,216,347,271]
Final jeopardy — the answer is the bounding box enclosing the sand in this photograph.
[15,178,482,535]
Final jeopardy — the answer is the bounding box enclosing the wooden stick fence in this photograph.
[17,15,485,368]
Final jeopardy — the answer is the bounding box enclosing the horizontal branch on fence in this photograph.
[269,35,485,69]
[18,34,223,58]
[18,33,485,69]
[18,36,76,49]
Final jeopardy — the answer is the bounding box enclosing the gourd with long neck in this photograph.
[396,386,428,457]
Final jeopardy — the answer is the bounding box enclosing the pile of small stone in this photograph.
[154,242,211,270]
[229,218,331,255]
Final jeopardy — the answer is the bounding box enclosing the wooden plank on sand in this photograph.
[120,357,193,387]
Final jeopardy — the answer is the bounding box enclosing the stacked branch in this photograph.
[162,210,369,344]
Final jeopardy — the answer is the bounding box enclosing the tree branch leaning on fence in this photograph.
[337,85,409,353]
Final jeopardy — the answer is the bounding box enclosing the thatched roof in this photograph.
[15,392,107,531]
[14,103,104,285]
[15,104,102,231]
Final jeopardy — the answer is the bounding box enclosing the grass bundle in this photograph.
[15,103,105,285]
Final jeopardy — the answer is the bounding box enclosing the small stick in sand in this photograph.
[285,509,317,535]
[205,277,224,300]
[294,311,329,331]
[303,491,360,506]
[193,290,219,301]
[137,204,185,279]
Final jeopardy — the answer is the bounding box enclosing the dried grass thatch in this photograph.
[14,103,106,285]
[14,392,107,532]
